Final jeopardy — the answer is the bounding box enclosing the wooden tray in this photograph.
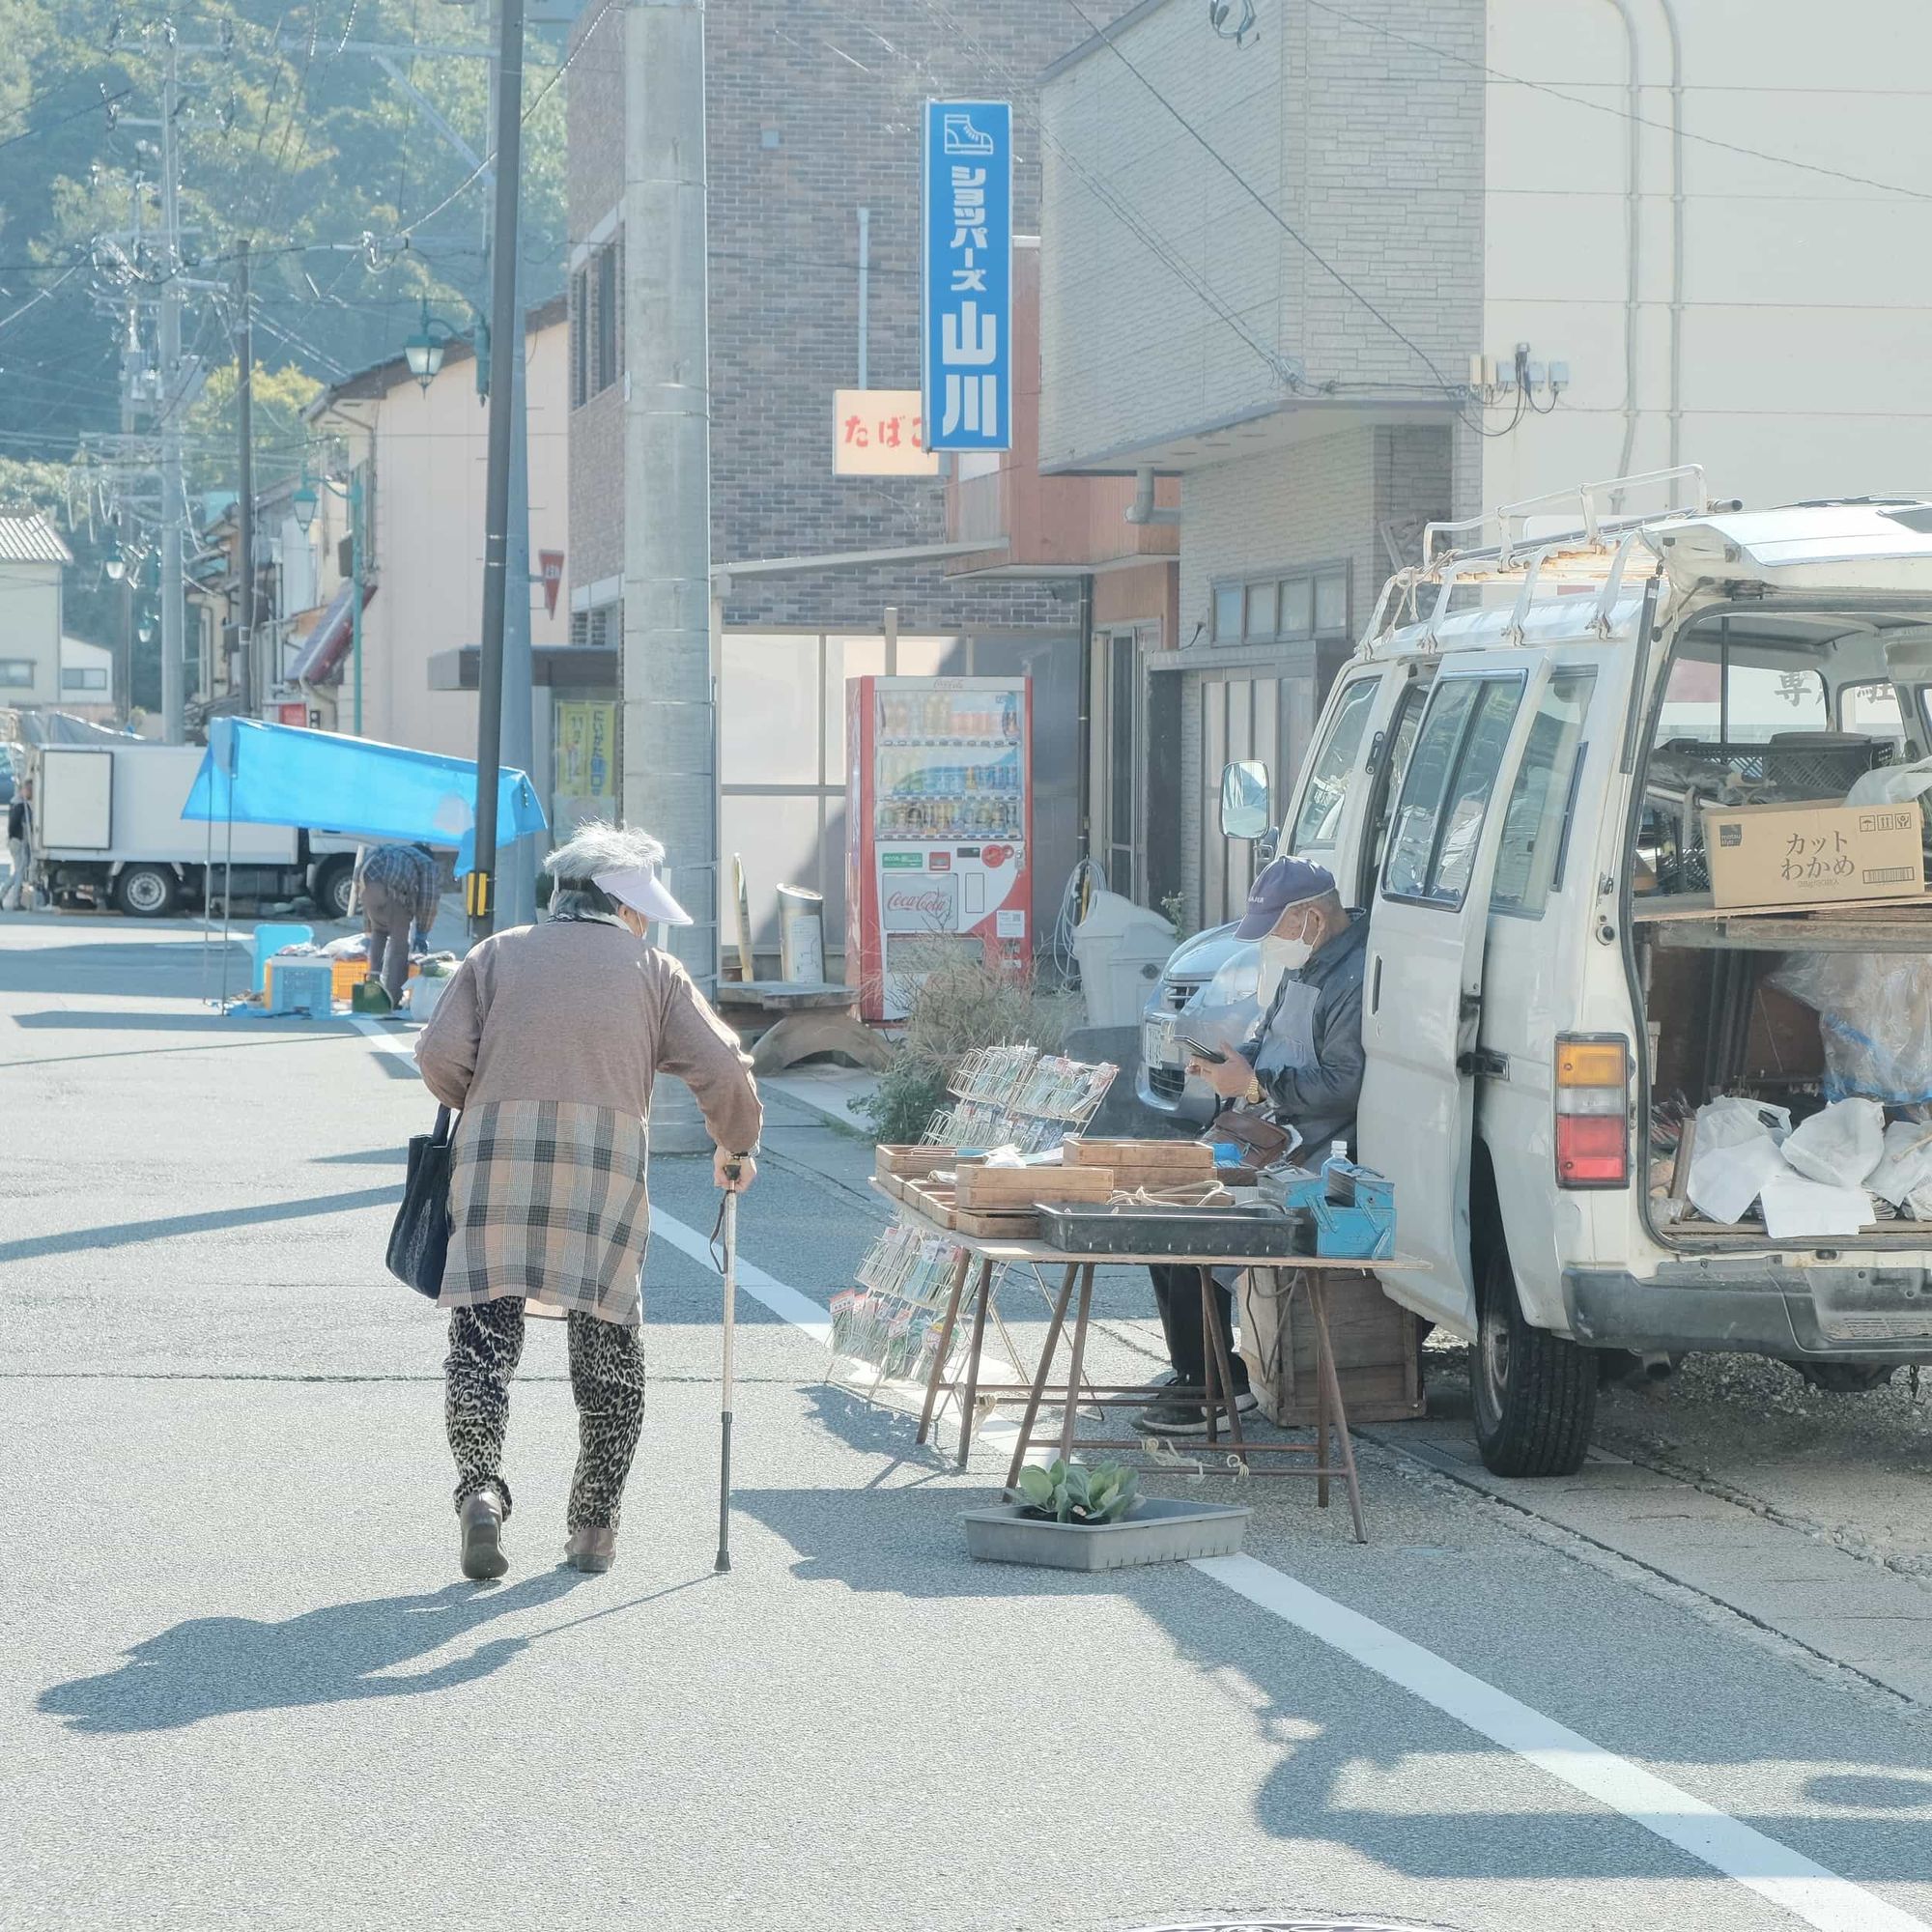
[903,1179,1040,1239]
[876,1144,960,1182]
[953,1165,1116,1209]
[1064,1136,1214,1176]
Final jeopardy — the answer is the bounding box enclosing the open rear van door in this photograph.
[1359,654,1549,1331]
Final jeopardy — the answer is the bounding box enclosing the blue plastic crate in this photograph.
[265,958,335,1017]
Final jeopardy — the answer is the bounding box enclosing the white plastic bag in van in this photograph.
[1846,755,1932,808]
[1686,1098,1791,1224]
[1780,1096,1886,1188]
[1759,1171,1874,1240]
[1693,1096,1791,1153]
[1866,1118,1932,1208]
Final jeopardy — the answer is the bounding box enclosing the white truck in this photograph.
[32,742,358,919]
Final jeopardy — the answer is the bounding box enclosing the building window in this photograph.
[0,659,34,689]
[62,667,109,692]
[1213,565,1351,645]
[571,601,621,649]
[572,238,622,410]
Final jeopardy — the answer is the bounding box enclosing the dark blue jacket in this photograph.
[1238,909,1369,1156]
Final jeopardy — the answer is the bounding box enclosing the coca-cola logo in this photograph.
[885,888,951,915]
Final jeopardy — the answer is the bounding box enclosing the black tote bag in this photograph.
[386,1105,455,1299]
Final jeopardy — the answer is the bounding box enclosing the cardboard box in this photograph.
[1701,799,1924,910]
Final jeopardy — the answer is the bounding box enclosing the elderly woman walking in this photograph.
[414,823,761,1580]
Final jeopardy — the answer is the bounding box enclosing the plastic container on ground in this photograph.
[960,1497,1251,1570]
[1072,890,1179,1029]
[252,923,313,992]
[265,958,334,1016]
[409,972,451,1025]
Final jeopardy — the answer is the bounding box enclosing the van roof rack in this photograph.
[1421,465,1710,569]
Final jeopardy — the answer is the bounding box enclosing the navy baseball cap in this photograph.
[1235,856,1337,939]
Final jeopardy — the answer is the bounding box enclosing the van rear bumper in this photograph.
[1564,1263,1932,1360]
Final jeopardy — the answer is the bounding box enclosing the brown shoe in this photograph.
[564,1526,615,1573]
[458,1492,509,1580]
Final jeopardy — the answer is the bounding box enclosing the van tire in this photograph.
[1472,1236,1597,1477]
[113,864,178,918]
[1793,1361,1896,1394]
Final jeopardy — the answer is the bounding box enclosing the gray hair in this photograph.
[544,821,665,883]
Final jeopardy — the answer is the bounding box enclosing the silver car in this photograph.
[1136,923,1262,1119]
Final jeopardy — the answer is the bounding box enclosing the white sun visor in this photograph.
[594,867,693,926]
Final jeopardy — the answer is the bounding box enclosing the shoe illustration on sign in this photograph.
[942,110,994,156]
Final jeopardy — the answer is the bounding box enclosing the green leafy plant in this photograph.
[1160,890,1189,939]
[1012,1458,1140,1526]
[853,952,1075,1146]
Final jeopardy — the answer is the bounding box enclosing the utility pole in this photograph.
[157,26,186,744]
[467,0,526,939]
[624,0,717,1151]
[234,238,256,718]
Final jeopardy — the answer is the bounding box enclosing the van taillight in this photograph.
[1555,1033,1630,1188]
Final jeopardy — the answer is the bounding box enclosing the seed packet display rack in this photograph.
[828,1047,1119,1433]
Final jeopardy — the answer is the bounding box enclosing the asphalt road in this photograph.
[4,912,1931,1932]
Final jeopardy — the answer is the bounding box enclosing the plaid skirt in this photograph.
[440,1100,652,1326]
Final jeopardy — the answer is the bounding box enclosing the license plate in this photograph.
[1144,1010,1178,1065]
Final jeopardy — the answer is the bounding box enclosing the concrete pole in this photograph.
[157,32,185,744]
[624,0,718,1151]
[498,265,538,925]
[234,240,257,720]
[468,0,526,939]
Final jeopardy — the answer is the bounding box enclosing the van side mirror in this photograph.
[1219,759,1270,840]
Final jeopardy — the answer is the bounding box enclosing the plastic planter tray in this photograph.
[1036,1201,1304,1258]
[960,1497,1251,1571]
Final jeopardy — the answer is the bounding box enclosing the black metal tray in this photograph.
[1036,1202,1307,1258]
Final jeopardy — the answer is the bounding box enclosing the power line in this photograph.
[0,87,133,155]
[1304,0,1932,206]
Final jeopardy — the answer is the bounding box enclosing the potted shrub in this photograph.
[960,1459,1250,1572]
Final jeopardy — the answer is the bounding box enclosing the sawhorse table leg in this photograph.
[915,1246,973,1447]
[955,1256,996,1468]
[1306,1269,1368,1543]
[1004,1263,1080,1492]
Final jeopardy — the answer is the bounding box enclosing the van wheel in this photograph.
[113,865,178,918]
[1794,1361,1896,1394]
[1472,1237,1597,1477]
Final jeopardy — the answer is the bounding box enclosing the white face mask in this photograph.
[1256,914,1315,1000]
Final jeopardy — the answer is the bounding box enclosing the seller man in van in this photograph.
[1139,856,1370,1435]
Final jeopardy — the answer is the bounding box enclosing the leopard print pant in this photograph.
[445,1297,647,1530]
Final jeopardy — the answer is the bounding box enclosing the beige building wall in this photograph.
[312,311,569,759]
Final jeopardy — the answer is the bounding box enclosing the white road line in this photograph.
[352,1014,420,1063]
[1196,1553,1926,1932]
[648,1208,833,1346]
[343,1020,1926,1931]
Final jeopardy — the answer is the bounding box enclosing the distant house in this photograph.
[58,636,116,721]
[0,510,73,709]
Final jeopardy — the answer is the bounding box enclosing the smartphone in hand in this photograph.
[1177,1033,1228,1065]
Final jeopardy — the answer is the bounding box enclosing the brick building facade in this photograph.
[565,0,1134,952]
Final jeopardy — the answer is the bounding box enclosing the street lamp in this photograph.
[291,479,320,534]
[104,550,127,582]
[403,296,458,392]
[137,612,155,645]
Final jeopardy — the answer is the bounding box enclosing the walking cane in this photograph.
[715,1162,741,1574]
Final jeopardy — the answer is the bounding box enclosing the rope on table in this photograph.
[1103,1180,1236,1209]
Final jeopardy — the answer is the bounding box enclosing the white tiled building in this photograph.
[0,512,73,712]
[1039,0,1932,925]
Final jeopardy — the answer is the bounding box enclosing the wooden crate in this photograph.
[1064,1136,1214,1175]
[902,1179,1039,1239]
[876,1144,959,1182]
[953,1165,1116,1209]
[1237,1266,1424,1426]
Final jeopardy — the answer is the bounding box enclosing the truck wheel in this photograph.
[1794,1361,1897,1394]
[314,857,355,922]
[1472,1236,1597,1477]
[114,864,178,918]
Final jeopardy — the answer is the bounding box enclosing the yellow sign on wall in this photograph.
[833,389,940,477]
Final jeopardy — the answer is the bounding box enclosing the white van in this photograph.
[1209,470,1932,1476]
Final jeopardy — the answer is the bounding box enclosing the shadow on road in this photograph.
[39,1571,588,1733]
[731,1479,1932,1885]
[0,1184,400,1264]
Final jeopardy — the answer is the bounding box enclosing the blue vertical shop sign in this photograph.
[922,99,1012,452]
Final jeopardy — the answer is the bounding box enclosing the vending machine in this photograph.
[845,674,1033,1022]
